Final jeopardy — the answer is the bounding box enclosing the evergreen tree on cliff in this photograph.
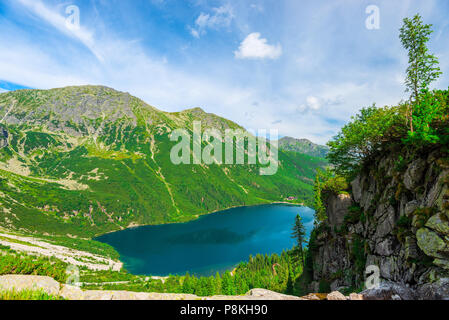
[292,214,306,264]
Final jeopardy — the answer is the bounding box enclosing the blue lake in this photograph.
[96,204,315,276]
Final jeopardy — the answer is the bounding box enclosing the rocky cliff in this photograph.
[0,126,7,149]
[308,147,449,299]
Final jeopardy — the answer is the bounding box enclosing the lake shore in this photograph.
[96,203,313,277]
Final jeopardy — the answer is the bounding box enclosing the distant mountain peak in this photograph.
[277,136,328,158]
[281,136,314,144]
[183,107,206,113]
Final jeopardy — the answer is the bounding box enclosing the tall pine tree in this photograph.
[292,214,306,264]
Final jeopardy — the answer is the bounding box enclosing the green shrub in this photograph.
[412,207,436,228]
[393,215,412,243]
[394,155,408,173]
[313,168,348,223]
[0,248,68,283]
[0,289,64,300]
[327,104,406,177]
[344,205,363,224]
[350,236,367,276]
[318,279,331,293]
[404,90,448,145]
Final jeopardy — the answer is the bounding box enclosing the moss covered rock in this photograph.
[416,228,448,259]
[426,214,449,236]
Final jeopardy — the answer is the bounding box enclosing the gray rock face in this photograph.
[403,159,426,190]
[375,237,396,256]
[326,193,352,228]
[404,236,418,260]
[312,236,352,288]
[404,200,419,216]
[0,126,8,149]
[361,282,416,300]
[416,278,449,300]
[424,170,449,207]
[309,151,449,299]
[375,213,396,239]
[0,86,140,137]
[351,176,363,203]
[379,256,399,280]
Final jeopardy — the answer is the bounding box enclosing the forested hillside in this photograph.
[0,86,327,237]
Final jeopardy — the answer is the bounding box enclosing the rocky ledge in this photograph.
[0,275,365,300]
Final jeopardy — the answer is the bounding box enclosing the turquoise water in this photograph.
[96,204,315,276]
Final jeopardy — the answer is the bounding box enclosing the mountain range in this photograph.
[276,137,329,158]
[0,86,327,237]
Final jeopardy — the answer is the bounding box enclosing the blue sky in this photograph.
[0,0,448,144]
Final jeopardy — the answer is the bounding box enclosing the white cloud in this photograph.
[190,5,234,38]
[5,0,448,146]
[189,28,200,39]
[295,96,322,113]
[17,0,103,61]
[306,96,321,110]
[235,33,282,60]
[0,9,259,130]
[0,88,8,93]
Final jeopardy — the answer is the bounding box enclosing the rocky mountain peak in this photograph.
[277,136,329,158]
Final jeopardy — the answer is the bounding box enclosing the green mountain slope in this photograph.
[277,137,329,158]
[0,86,326,237]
